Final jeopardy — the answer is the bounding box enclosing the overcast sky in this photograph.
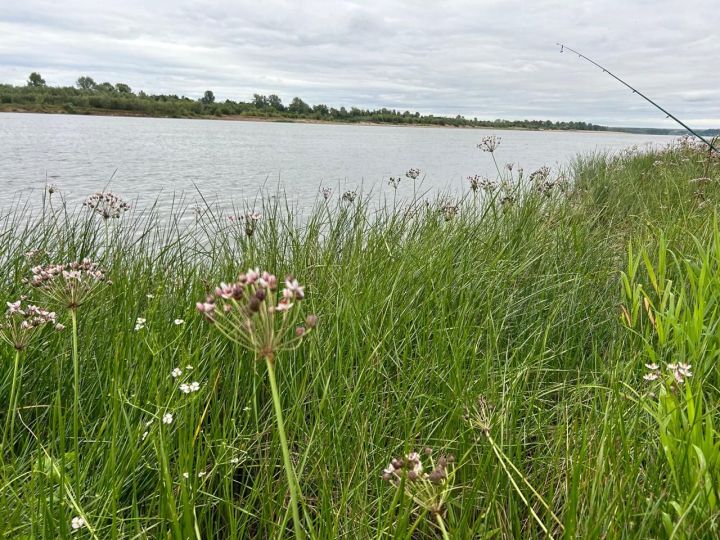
[1,0,718,127]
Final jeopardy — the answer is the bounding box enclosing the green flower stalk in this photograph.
[197,268,317,540]
[27,260,108,491]
[1,299,63,452]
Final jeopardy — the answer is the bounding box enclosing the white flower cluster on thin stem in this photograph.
[180,381,201,394]
[196,268,317,359]
[320,187,332,200]
[341,190,357,203]
[667,362,692,384]
[27,259,108,310]
[83,191,130,220]
[643,362,692,384]
[1,300,62,350]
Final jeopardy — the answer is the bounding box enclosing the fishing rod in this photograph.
[557,43,718,153]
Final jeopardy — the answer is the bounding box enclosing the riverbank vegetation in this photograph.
[1,136,720,538]
[0,72,613,130]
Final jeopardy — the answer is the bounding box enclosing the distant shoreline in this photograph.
[0,106,679,136]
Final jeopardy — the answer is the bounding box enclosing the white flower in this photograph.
[186,364,193,370]
[180,381,201,394]
[146,294,155,299]
[645,363,659,371]
[230,457,240,464]
[182,472,189,479]
[134,317,146,331]
[71,516,86,530]
[162,413,173,424]
[171,368,182,378]
[668,362,692,384]
[174,319,185,325]
[284,278,304,299]
[643,372,659,381]
[198,471,206,477]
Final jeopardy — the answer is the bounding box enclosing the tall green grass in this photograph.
[0,139,718,538]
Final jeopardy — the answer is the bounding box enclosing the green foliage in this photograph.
[0,75,615,129]
[27,72,45,87]
[0,141,718,537]
[200,90,215,104]
[622,224,720,537]
[76,76,96,91]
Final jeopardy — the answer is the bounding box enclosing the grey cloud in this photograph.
[0,0,718,127]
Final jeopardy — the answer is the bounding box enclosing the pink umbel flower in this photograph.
[1,299,61,351]
[27,259,108,310]
[197,268,316,359]
[83,191,130,220]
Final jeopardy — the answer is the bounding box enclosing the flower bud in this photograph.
[295,326,306,337]
[305,314,318,328]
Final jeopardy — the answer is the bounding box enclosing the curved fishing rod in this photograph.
[557,43,718,153]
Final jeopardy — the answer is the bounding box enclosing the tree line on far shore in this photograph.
[1,71,609,130]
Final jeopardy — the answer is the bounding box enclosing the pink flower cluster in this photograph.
[83,192,130,220]
[467,175,497,193]
[643,362,693,384]
[29,259,106,289]
[382,448,455,485]
[197,268,316,357]
[1,299,63,350]
[197,269,305,321]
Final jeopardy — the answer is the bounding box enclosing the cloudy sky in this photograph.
[1,0,718,127]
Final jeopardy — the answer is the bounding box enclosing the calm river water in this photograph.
[0,112,673,213]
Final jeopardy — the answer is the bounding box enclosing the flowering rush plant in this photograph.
[196,268,316,360]
[382,448,457,540]
[83,191,130,220]
[197,267,316,539]
[27,259,108,310]
[1,299,62,351]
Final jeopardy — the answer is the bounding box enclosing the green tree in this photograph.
[313,104,329,116]
[115,83,132,94]
[252,94,268,108]
[200,90,215,104]
[288,97,311,114]
[96,82,115,92]
[76,76,96,90]
[27,72,46,87]
[268,94,284,111]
